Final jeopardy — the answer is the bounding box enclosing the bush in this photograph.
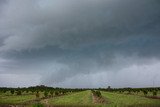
[143,90,148,96]
[31,90,35,94]
[16,90,22,95]
[153,91,157,96]
[50,91,54,97]
[3,90,6,93]
[127,90,131,94]
[10,90,15,94]
[44,91,48,98]
[92,90,102,97]
[95,91,102,97]
[55,91,59,96]
[36,91,40,98]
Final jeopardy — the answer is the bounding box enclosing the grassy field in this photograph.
[101,91,160,107]
[0,90,160,107]
[119,91,160,97]
[0,93,35,105]
[48,90,93,106]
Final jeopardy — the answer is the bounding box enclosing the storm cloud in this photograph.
[0,0,160,88]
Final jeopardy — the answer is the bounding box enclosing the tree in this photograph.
[92,90,102,97]
[50,91,54,97]
[16,90,22,95]
[3,90,7,93]
[153,91,157,96]
[95,91,102,97]
[55,91,59,96]
[143,90,148,96]
[44,91,48,98]
[36,91,40,99]
[10,90,15,95]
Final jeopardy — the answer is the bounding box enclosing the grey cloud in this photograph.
[0,0,160,51]
[0,0,160,87]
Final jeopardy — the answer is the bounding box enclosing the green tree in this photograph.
[143,90,148,96]
[10,90,15,95]
[153,91,157,96]
[44,91,48,98]
[36,91,40,99]
[16,90,22,95]
[55,91,59,96]
[50,91,54,97]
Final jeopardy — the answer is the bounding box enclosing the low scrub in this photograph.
[92,90,102,97]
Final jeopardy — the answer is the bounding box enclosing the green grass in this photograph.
[121,91,160,97]
[48,90,93,106]
[1,91,160,107]
[32,103,44,107]
[101,91,160,107]
[0,94,36,105]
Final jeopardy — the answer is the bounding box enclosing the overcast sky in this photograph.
[0,0,160,88]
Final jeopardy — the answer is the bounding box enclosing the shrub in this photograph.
[50,91,54,97]
[31,90,35,94]
[44,91,48,98]
[92,90,102,97]
[36,91,40,98]
[128,90,131,94]
[55,91,59,96]
[95,91,102,97]
[16,90,22,95]
[143,90,148,96]
[10,90,15,94]
[153,91,157,96]
[3,90,6,93]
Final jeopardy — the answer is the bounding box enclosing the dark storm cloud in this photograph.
[0,0,160,87]
[0,0,160,51]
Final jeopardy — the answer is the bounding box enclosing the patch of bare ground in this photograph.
[92,93,106,104]
[42,99,52,107]
[146,96,160,100]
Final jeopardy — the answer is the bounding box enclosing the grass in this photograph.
[101,91,160,107]
[0,92,36,105]
[32,103,44,107]
[48,90,93,106]
[0,91,160,107]
[121,91,160,97]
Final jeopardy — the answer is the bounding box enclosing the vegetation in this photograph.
[16,90,22,95]
[44,91,48,98]
[10,90,14,95]
[48,90,92,106]
[153,91,157,96]
[92,90,102,97]
[0,86,160,107]
[32,103,44,107]
[36,91,40,99]
[101,91,160,107]
[50,91,54,97]
[143,90,148,96]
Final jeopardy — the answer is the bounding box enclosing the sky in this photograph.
[0,0,160,88]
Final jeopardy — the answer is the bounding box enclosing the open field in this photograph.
[47,90,92,106]
[0,87,160,107]
[101,91,160,107]
[0,94,35,105]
